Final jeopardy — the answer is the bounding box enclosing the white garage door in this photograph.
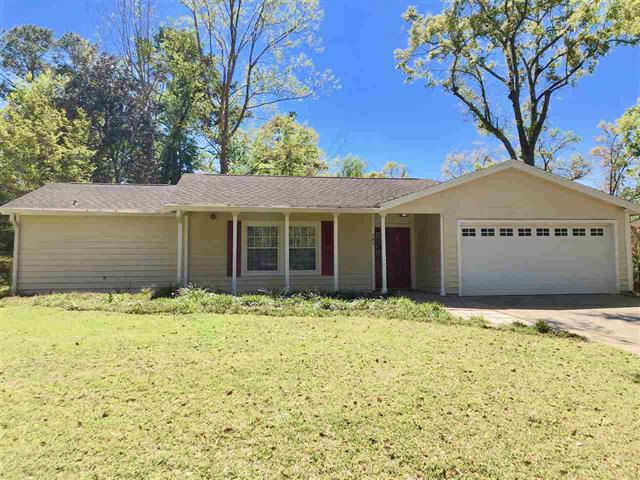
[460,223,617,296]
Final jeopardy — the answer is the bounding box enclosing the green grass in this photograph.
[1,306,639,479]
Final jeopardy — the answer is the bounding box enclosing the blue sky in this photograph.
[2,0,639,181]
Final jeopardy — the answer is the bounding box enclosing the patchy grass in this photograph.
[4,287,479,327]
[1,306,639,479]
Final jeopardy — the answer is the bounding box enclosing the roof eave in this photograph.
[0,207,170,216]
[161,204,382,214]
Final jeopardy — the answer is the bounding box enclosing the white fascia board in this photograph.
[380,160,640,213]
[160,204,381,214]
[0,207,170,216]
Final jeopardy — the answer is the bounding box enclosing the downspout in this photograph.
[9,214,20,294]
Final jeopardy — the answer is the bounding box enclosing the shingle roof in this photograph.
[173,174,438,209]
[0,174,439,212]
[0,183,178,213]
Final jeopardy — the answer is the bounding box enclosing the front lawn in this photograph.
[1,306,638,479]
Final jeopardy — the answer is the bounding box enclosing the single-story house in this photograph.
[2,160,639,296]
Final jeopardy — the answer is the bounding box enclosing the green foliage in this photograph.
[396,0,640,166]
[244,113,326,176]
[334,155,410,178]
[1,305,638,478]
[335,154,368,177]
[534,319,552,334]
[0,72,93,199]
[15,288,467,325]
[0,24,56,94]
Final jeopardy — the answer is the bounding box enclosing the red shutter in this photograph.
[321,221,334,276]
[226,220,241,277]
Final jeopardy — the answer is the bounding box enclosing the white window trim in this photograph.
[241,220,321,276]
[288,221,321,275]
[242,221,282,276]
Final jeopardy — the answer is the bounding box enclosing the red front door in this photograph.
[375,227,411,290]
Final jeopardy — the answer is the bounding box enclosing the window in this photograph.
[481,228,495,237]
[518,228,532,237]
[555,228,568,237]
[591,228,604,237]
[289,225,317,271]
[462,228,476,237]
[572,228,586,237]
[500,228,513,237]
[246,225,278,271]
[536,228,550,237]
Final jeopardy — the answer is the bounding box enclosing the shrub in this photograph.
[10,286,484,327]
[534,319,552,334]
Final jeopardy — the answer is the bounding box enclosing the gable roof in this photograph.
[0,175,438,213]
[381,160,640,213]
[0,183,177,214]
[170,174,438,209]
[1,161,638,215]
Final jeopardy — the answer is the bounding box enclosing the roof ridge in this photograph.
[183,172,436,181]
[58,183,174,187]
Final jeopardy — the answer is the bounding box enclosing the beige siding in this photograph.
[415,214,440,293]
[188,212,372,292]
[387,168,631,294]
[18,215,177,292]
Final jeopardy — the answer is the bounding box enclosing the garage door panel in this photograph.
[460,224,616,296]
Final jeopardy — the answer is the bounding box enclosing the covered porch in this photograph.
[173,209,444,295]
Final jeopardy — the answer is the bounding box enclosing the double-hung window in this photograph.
[246,225,279,272]
[289,225,318,271]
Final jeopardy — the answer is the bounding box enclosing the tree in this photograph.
[60,51,143,183]
[335,154,368,177]
[591,120,638,201]
[368,162,409,178]
[535,127,591,180]
[396,0,640,166]
[156,27,207,183]
[0,25,57,95]
[442,147,495,179]
[618,98,640,158]
[244,113,326,176]
[181,0,335,173]
[0,72,93,200]
[111,0,163,183]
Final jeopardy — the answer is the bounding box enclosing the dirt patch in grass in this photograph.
[1,306,639,479]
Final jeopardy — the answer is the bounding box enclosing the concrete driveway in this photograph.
[409,293,640,354]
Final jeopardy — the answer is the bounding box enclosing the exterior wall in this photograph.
[414,214,441,293]
[17,215,177,292]
[188,211,372,292]
[387,168,631,294]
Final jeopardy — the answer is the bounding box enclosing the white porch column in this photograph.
[380,213,388,294]
[9,214,19,294]
[284,213,290,290]
[232,213,238,294]
[333,213,339,291]
[182,214,190,285]
[176,210,183,285]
